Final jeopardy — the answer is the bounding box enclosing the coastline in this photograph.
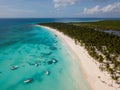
[39,25,119,90]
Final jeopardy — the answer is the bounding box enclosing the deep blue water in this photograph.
[0,18,120,25]
[0,18,119,90]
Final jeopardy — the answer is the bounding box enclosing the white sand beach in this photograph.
[40,25,120,90]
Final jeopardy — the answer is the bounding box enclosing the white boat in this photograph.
[35,63,39,67]
[11,66,19,70]
[46,70,49,75]
[24,78,33,83]
[52,59,57,63]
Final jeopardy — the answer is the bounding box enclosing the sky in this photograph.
[0,0,120,18]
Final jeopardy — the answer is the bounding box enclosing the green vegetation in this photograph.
[72,20,120,31]
[39,20,120,83]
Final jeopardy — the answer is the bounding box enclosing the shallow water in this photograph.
[0,23,90,90]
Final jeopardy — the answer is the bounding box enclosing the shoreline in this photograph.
[39,25,119,90]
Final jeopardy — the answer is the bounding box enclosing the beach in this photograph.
[41,25,119,90]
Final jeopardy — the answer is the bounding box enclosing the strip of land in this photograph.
[72,20,120,31]
[39,25,120,90]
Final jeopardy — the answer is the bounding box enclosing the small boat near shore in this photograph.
[46,70,50,75]
[35,63,39,67]
[52,59,57,63]
[24,78,33,83]
[11,66,19,70]
[47,59,57,65]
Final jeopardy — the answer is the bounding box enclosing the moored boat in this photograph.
[52,59,57,63]
[24,78,33,83]
[11,66,19,70]
[35,63,39,67]
[46,70,50,75]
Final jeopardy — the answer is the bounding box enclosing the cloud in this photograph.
[84,5,100,14]
[53,0,77,8]
[83,2,120,15]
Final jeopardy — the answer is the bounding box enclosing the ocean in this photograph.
[0,18,119,90]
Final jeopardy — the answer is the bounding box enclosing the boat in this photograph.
[35,63,39,67]
[47,59,57,65]
[46,70,50,75]
[52,59,57,63]
[24,78,33,83]
[11,66,19,70]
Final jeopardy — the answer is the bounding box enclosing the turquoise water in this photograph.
[0,21,91,90]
